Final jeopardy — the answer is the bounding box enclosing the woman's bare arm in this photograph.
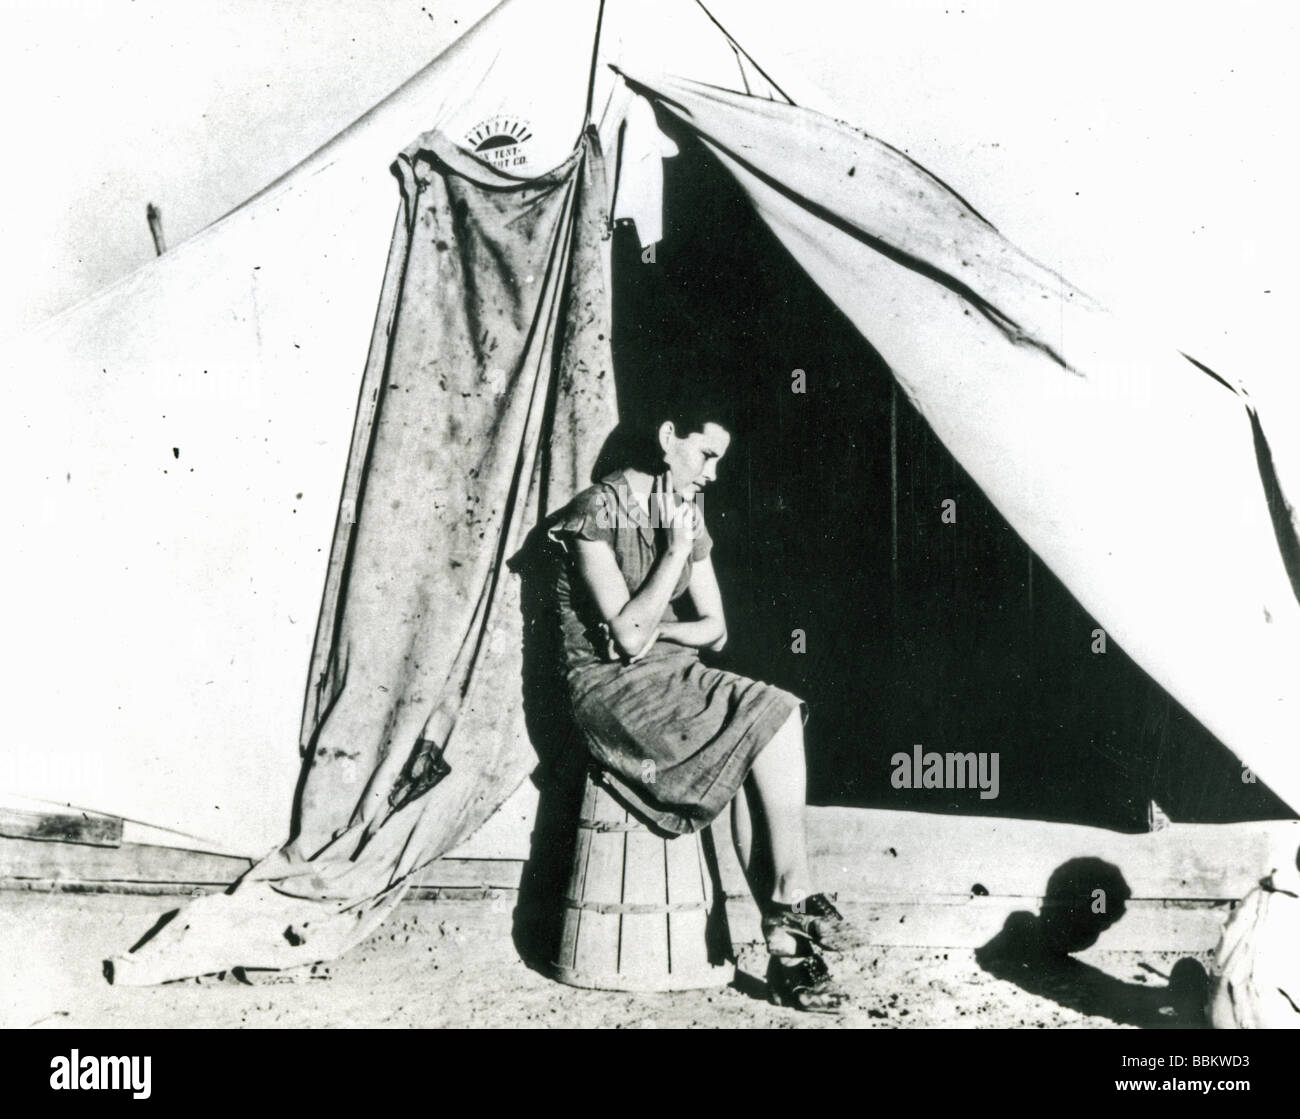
[570,498,698,659]
[658,555,727,652]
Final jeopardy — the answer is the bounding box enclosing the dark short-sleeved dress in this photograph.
[546,469,805,834]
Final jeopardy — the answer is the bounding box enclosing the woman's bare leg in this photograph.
[731,779,773,905]
[745,708,850,1010]
[747,707,815,905]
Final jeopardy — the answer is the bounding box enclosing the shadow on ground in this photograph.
[976,856,1208,1028]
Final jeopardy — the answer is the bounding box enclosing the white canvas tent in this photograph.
[3,0,790,858]
[3,0,1298,981]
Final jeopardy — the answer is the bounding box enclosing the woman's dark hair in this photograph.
[619,380,737,474]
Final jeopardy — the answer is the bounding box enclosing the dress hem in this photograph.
[587,685,804,836]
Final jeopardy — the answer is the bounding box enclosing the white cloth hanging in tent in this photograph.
[611,93,680,248]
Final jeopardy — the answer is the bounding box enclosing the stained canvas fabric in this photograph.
[628,73,1300,815]
[107,128,617,985]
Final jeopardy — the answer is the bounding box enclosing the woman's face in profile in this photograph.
[663,421,731,498]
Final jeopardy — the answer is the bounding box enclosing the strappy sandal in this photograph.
[766,952,848,1014]
[762,892,866,956]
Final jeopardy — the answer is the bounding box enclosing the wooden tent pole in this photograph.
[582,0,607,125]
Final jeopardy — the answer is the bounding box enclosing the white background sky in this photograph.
[1,0,1297,392]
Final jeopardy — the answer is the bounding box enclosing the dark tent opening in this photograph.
[607,119,1289,832]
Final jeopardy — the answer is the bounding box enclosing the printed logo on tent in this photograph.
[466,117,533,170]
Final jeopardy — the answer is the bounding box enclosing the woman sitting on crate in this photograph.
[544,391,865,1012]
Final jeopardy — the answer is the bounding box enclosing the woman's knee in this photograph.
[753,707,806,785]
[768,705,805,758]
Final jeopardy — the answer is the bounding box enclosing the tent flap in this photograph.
[632,73,1300,812]
[108,129,616,985]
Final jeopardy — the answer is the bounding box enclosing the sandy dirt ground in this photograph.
[1,891,1210,1029]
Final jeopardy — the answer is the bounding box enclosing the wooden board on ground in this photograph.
[3,805,1296,956]
[806,807,1299,901]
[0,837,524,894]
[0,807,123,848]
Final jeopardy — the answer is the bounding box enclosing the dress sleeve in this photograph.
[546,486,615,550]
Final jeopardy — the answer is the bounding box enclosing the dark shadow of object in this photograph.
[103,906,182,985]
[507,521,589,974]
[699,826,735,968]
[730,963,770,1004]
[124,906,181,954]
[975,857,1208,1028]
[589,422,640,483]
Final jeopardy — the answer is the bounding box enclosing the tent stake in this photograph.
[146,203,166,256]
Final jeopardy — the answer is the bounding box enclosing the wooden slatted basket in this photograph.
[550,770,735,991]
